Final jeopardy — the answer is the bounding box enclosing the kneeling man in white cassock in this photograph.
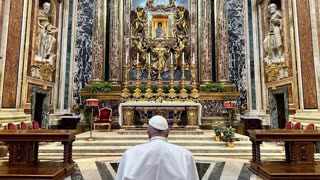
[116,115,199,180]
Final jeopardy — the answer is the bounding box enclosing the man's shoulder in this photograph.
[124,142,149,154]
[168,142,193,154]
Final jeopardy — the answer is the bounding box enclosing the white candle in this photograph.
[182,52,185,64]
[171,52,173,64]
[137,53,139,64]
[125,52,128,64]
[148,52,151,64]
[192,53,195,64]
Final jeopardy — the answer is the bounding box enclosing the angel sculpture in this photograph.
[131,36,148,69]
[146,0,154,8]
[131,6,147,36]
[174,6,189,37]
[173,36,188,69]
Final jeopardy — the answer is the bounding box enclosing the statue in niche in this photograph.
[263,3,288,82]
[263,3,283,64]
[36,2,58,64]
[174,6,189,37]
[131,6,147,36]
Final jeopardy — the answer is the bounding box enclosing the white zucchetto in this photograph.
[148,115,168,130]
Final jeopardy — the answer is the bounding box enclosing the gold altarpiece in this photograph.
[83,0,240,128]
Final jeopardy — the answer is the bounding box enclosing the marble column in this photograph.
[199,0,213,84]
[190,0,197,71]
[91,0,104,81]
[216,0,230,83]
[109,0,121,83]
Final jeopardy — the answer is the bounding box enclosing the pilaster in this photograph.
[91,0,105,82]
[216,0,230,83]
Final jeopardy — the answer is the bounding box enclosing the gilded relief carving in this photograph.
[173,6,189,38]
[129,1,190,80]
[131,7,147,36]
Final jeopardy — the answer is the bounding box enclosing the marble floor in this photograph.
[65,156,262,180]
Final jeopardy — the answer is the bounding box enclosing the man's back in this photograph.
[116,137,199,180]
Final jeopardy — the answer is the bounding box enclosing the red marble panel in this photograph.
[1,0,24,108]
[0,0,6,46]
[296,0,318,109]
[316,0,320,58]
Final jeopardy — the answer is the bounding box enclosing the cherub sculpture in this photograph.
[131,6,147,35]
[174,6,189,37]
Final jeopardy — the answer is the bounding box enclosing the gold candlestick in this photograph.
[168,64,177,99]
[190,63,200,99]
[121,63,131,99]
[156,71,165,97]
[178,62,188,99]
[144,64,153,99]
[133,64,142,99]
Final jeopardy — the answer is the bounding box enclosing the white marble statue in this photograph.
[36,2,58,64]
[263,3,283,64]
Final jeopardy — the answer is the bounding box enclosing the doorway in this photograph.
[275,94,285,129]
[34,93,46,127]
[269,87,289,129]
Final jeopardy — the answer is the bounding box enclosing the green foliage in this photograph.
[185,85,192,93]
[224,96,234,101]
[174,86,181,92]
[212,122,225,136]
[85,82,112,93]
[129,85,148,93]
[163,86,170,93]
[222,126,236,142]
[202,83,224,92]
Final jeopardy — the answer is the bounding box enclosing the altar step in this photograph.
[117,129,205,135]
[35,130,286,159]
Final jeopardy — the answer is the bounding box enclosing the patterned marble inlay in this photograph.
[226,0,246,106]
[73,0,94,103]
[202,100,228,117]
[64,159,258,180]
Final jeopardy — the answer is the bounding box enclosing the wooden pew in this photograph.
[0,129,76,179]
[248,129,320,180]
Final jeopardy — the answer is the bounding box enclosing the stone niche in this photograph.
[259,0,293,83]
[28,0,61,83]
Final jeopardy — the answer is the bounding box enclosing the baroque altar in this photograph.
[119,102,202,129]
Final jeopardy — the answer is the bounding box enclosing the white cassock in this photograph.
[116,136,199,180]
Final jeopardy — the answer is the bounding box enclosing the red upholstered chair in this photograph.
[94,107,112,131]
[32,121,40,129]
[305,123,315,130]
[7,123,17,130]
[284,121,292,130]
[20,122,28,130]
[293,122,301,129]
